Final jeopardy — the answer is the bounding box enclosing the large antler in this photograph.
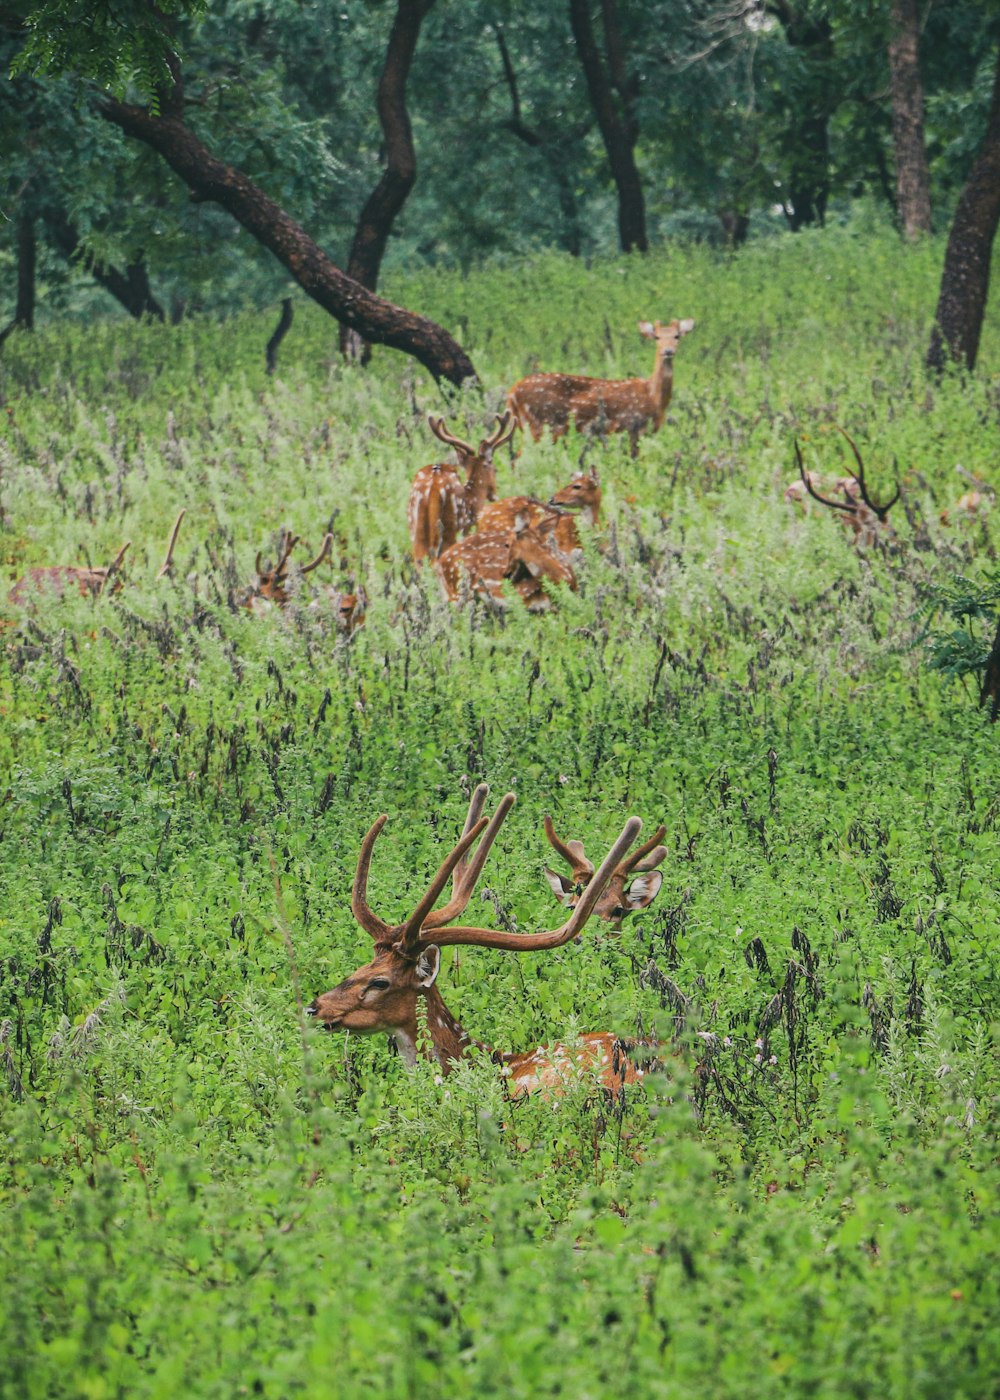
[832,426,899,521]
[428,415,475,457]
[421,785,516,930]
[544,815,666,884]
[299,533,334,575]
[795,440,857,517]
[158,510,186,579]
[543,814,593,882]
[256,529,300,582]
[482,411,516,454]
[428,817,643,951]
[97,541,131,595]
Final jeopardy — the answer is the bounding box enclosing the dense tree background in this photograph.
[2,0,999,366]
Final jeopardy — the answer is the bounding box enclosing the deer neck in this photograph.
[647,348,675,421]
[463,464,495,522]
[393,984,480,1071]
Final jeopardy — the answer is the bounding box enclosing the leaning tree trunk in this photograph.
[568,0,647,253]
[99,75,475,385]
[45,208,165,320]
[340,0,434,362]
[927,44,1000,374]
[888,0,932,240]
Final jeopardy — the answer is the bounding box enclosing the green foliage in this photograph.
[0,231,999,1397]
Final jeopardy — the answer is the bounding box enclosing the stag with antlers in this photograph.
[542,815,666,930]
[507,319,694,458]
[246,530,333,610]
[307,785,650,1095]
[408,413,516,563]
[794,429,900,549]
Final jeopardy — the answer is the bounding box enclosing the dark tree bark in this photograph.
[98,64,476,385]
[340,0,434,360]
[44,208,165,320]
[979,615,1000,721]
[768,3,835,230]
[568,0,647,253]
[494,23,586,257]
[1,210,36,345]
[266,297,294,375]
[927,45,1000,374]
[888,0,932,239]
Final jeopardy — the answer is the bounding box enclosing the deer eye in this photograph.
[367,978,391,991]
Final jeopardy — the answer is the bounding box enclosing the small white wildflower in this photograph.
[769,1055,778,1066]
[754,1053,763,1065]
[754,1037,764,1050]
[722,1036,732,1048]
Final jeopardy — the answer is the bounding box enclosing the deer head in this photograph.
[542,815,667,930]
[428,412,515,497]
[548,470,602,526]
[794,429,900,548]
[638,318,696,359]
[250,531,333,607]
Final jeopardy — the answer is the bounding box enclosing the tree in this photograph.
[927,41,1000,373]
[568,0,647,252]
[887,0,931,238]
[766,1,836,229]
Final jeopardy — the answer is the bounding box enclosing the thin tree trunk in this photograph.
[45,208,165,320]
[769,2,834,230]
[568,0,647,253]
[888,0,932,239]
[927,45,1000,374]
[266,298,294,375]
[340,0,434,361]
[1,211,35,345]
[98,84,476,385]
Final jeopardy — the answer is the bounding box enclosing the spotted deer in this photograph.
[307,785,652,1095]
[8,540,131,604]
[507,319,695,457]
[794,430,900,549]
[477,471,603,557]
[542,815,667,930]
[408,413,516,562]
[246,530,333,610]
[436,522,577,612]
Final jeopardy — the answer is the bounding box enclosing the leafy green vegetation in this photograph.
[1,227,998,1398]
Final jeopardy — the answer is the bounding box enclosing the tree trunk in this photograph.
[769,3,834,231]
[888,0,932,240]
[979,615,1000,721]
[927,45,1000,374]
[568,0,647,253]
[99,88,476,385]
[1,211,35,345]
[44,208,165,320]
[340,0,434,361]
[266,298,294,375]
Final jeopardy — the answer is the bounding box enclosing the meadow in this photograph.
[0,221,998,1398]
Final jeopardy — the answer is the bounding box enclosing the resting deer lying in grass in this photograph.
[793,430,900,549]
[307,785,651,1095]
[477,471,603,558]
[939,467,994,526]
[507,319,695,457]
[8,541,131,604]
[543,815,666,930]
[408,413,516,562]
[436,522,577,612]
[246,530,333,611]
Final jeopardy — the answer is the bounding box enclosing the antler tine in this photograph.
[428,414,474,457]
[158,509,186,578]
[618,824,667,876]
[429,816,643,952]
[395,817,490,952]
[98,541,131,595]
[834,426,899,520]
[352,815,395,942]
[795,439,856,516]
[299,533,333,575]
[255,549,266,577]
[421,790,516,930]
[276,531,299,575]
[484,410,516,453]
[543,814,594,878]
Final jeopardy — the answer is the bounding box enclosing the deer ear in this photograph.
[678,319,695,335]
[414,945,441,988]
[638,321,656,340]
[544,868,577,907]
[624,870,663,911]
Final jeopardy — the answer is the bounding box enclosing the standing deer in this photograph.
[477,471,603,557]
[8,540,131,604]
[507,318,695,457]
[794,430,900,549]
[436,522,577,612]
[246,530,333,610]
[307,785,651,1095]
[408,413,516,562]
[542,815,667,930]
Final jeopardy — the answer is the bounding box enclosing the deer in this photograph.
[542,815,667,931]
[477,470,603,558]
[939,467,994,526]
[8,540,131,604]
[794,430,900,549]
[246,530,333,611]
[307,784,653,1096]
[506,318,695,458]
[436,522,577,612]
[408,413,516,563]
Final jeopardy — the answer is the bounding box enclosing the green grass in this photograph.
[0,223,998,1399]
